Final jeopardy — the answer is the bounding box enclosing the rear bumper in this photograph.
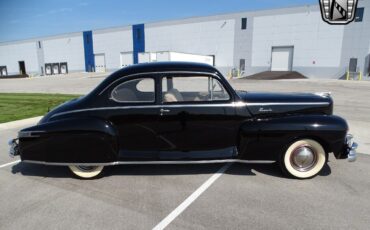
[346,134,357,162]
[8,139,20,158]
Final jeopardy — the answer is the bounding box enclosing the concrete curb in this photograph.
[0,116,43,131]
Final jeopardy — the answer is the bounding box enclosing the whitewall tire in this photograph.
[68,165,104,179]
[281,139,326,179]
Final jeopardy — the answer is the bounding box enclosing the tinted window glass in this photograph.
[162,76,230,103]
[355,8,364,22]
[241,18,247,30]
[239,59,245,71]
[111,78,155,103]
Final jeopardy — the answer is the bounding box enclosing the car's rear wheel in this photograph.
[68,165,104,179]
[281,139,326,179]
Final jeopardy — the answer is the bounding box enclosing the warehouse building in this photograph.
[0,0,369,79]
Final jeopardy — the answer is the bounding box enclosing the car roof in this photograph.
[114,61,219,77]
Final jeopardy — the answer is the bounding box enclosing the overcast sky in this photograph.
[0,0,316,42]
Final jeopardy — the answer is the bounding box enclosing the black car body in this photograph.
[9,62,357,179]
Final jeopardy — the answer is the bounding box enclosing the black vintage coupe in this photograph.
[9,62,357,179]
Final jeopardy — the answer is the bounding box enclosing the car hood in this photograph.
[236,91,333,117]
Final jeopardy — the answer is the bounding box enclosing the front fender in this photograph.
[238,115,348,160]
[19,117,119,163]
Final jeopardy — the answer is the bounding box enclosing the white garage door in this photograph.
[271,47,294,71]
[94,54,106,73]
[120,52,133,68]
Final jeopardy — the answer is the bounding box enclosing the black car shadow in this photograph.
[11,162,70,178]
[11,161,331,179]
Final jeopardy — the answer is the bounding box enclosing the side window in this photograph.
[162,76,230,103]
[111,78,155,103]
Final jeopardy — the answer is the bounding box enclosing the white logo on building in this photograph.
[319,0,359,24]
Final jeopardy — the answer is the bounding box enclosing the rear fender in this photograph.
[19,117,119,163]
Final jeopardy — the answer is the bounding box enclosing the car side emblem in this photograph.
[259,107,273,112]
[319,0,359,25]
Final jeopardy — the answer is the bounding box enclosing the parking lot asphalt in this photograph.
[1,122,370,230]
[1,75,370,229]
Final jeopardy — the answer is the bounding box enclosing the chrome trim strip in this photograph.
[247,102,329,106]
[99,71,220,95]
[50,101,329,118]
[23,159,275,166]
[18,131,46,138]
[50,102,243,118]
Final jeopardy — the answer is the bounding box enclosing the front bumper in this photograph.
[346,134,357,162]
[8,139,20,158]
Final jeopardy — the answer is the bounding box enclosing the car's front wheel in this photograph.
[281,139,326,179]
[68,165,104,179]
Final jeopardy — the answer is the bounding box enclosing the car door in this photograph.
[107,75,162,160]
[158,73,240,160]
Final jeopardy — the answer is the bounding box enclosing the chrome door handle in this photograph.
[160,108,170,115]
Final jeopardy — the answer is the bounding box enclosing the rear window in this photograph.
[111,78,155,103]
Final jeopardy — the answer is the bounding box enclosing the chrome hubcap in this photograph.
[76,166,98,172]
[290,145,317,172]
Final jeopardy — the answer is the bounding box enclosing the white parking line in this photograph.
[152,163,232,230]
[0,160,21,169]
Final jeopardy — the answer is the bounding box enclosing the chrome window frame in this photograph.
[99,71,224,95]
[160,73,232,104]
